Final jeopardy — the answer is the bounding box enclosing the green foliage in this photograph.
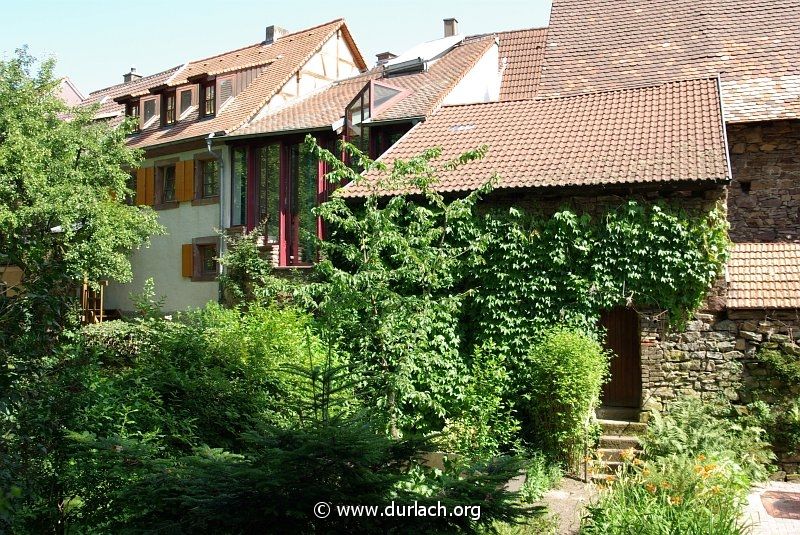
[468,202,729,358]
[0,48,162,531]
[128,277,166,319]
[643,397,773,481]
[582,453,750,535]
[518,453,563,504]
[305,136,495,437]
[758,345,800,384]
[515,328,610,464]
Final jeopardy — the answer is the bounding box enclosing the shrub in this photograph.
[582,453,750,535]
[518,453,562,504]
[514,328,610,465]
[643,396,773,481]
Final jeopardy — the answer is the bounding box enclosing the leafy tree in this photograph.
[0,48,161,531]
[304,137,495,438]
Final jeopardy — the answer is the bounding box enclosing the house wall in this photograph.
[104,145,230,313]
[257,30,362,117]
[640,308,800,473]
[441,41,501,105]
[727,119,800,242]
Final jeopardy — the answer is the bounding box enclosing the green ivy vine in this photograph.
[465,200,729,357]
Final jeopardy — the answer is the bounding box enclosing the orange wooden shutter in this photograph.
[175,161,186,201]
[135,168,146,205]
[144,167,155,205]
[181,244,193,277]
[183,160,195,200]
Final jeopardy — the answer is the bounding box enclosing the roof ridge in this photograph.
[88,65,181,95]
[222,19,347,134]
[183,18,344,67]
[437,75,722,111]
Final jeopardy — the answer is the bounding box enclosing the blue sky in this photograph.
[0,0,552,95]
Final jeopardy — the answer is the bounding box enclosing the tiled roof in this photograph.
[80,66,182,126]
[539,0,800,122]
[498,27,547,101]
[125,19,358,149]
[727,242,800,309]
[341,78,729,197]
[371,36,496,122]
[233,71,379,136]
[230,36,496,137]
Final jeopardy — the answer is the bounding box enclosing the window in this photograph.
[200,159,219,198]
[125,172,137,205]
[179,87,194,117]
[201,81,216,117]
[217,76,234,110]
[125,101,140,132]
[372,82,403,109]
[286,142,319,265]
[256,144,280,243]
[141,97,159,126]
[185,236,219,281]
[155,163,177,206]
[345,84,372,163]
[162,91,176,126]
[231,147,247,226]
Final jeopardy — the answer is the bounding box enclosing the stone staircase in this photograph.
[591,407,647,479]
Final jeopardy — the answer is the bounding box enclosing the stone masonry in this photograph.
[728,120,800,242]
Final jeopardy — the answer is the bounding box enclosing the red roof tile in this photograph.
[230,36,496,137]
[341,78,729,197]
[539,0,800,122]
[498,28,548,101]
[727,242,800,309]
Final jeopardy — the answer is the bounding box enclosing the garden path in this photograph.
[745,481,800,535]
[540,476,597,534]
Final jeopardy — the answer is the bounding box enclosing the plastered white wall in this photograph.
[105,146,229,313]
[441,42,501,106]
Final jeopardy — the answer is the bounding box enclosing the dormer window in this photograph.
[141,96,160,129]
[162,91,176,126]
[125,101,140,132]
[178,86,196,118]
[217,76,234,111]
[201,81,216,117]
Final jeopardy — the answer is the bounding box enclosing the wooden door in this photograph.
[600,307,642,407]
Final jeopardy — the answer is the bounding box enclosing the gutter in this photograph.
[205,132,226,303]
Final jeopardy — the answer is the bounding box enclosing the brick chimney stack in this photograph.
[444,18,458,38]
[123,67,142,84]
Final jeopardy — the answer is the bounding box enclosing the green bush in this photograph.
[519,453,562,504]
[514,328,609,465]
[643,397,773,481]
[582,453,750,535]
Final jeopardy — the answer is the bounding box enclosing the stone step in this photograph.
[598,434,642,449]
[597,448,642,463]
[596,406,642,422]
[597,419,647,436]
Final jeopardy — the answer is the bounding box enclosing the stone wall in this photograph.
[727,119,800,242]
[639,308,800,473]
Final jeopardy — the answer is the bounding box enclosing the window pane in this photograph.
[231,148,247,226]
[256,144,280,243]
[201,159,219,198]
[204,84,216,116]
[143,99,156,122]
[373,83,401,109]
[200,245,216,275]
[289,143,318,264]
[165,94,175,124]
[163,165,176,202]
[180,89,192,115]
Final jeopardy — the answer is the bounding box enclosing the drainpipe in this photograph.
[205,132,225,303]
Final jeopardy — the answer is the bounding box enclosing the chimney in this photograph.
[443,18,458,38]
[265,25,289,44]
[123,67,142,84]
[376,51,397,66]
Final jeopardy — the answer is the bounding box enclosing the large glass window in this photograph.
[288,142,319,265]
[231,147,247,226]
[345,84,371,159]
[200,159,219,198]
[256,144,280,243]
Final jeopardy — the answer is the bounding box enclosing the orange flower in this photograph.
[645,483,657,494]
[669,495,683,505]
